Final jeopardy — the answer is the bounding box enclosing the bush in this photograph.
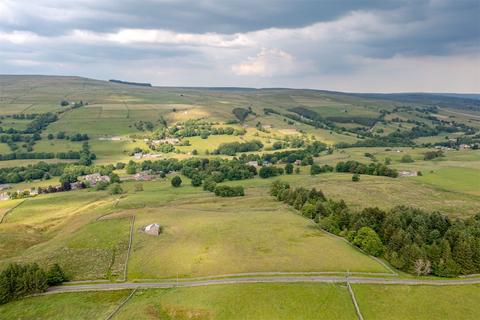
[171,176,182,187]
[352,173,360,182]
[214,185,244,197]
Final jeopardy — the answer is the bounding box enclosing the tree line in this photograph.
[0,263,67,305]
[270,181,480,277]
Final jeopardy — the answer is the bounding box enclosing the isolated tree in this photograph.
[171,176,182,187]
[352,173,360,182]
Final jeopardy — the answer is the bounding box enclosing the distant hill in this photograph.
[109,79,152,87]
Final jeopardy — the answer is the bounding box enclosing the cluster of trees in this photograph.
[134,120,155,131]
[335,161,398,178]
[214,185,244,197]
[259,166,284,178]
[0,142,96,165]
[424,150,444,160]
[23,113,58,134]
[166,120,245,139]
[213,140,264,156]
[50,132,89,141]
[310,164,334,175]
[0,263,67,305]
[0,162,67,184]
[270,181,480,277]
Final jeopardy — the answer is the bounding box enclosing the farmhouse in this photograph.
[0,184,11,191]
[144,223,161,236]
[398,171,418,177]
[134,170,155,181]
[247,160,259,167]
[82,173,110,186]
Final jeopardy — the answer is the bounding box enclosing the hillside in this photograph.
[0,75,479,319]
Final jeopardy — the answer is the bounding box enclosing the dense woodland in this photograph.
[270,181,480,277]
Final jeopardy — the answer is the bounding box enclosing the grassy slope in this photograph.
[353,284,480,320]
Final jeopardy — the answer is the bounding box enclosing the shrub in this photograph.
[352,173,360,182]
[171,176,182,187]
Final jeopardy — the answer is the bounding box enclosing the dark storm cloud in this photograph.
[0,0,478,92]
[1,0,417,35]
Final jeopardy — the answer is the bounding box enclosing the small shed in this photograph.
[144,223,161,236]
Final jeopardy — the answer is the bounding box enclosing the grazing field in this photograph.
[0,290,132,320]
[116,283,357,320]
[353,284,480,320]
[127,192,387,279]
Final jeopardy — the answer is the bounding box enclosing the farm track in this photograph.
[46,275,480,294]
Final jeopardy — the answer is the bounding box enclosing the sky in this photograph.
[0,0,479,92]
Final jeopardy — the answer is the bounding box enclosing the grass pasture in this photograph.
[353,284,480,320]
[0,290,132,320]
[116,283,356,320]
[126,184,387,279]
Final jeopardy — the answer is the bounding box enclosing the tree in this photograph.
[295,167,300,174]
[285,163,293,174]
[171,176,182,187]
[413,259,432,276]
[310,164,322,175]
[191,174,202,187]
[352,227,383,256]
[126,160,137,174]
[109,183,123,195]
[352,173,360,182]
[46,264,66,285]
[203,177,217,192]
[400,154,414,163]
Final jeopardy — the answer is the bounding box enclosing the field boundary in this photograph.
[0,200,26,224]
[105,287,137,320]
[347,280,364,320]
[45,276,480,295]
[122,215,135,282]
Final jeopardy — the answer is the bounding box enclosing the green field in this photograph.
[353,284,480,320]
[116,284,357,320]
[0,290,131,320]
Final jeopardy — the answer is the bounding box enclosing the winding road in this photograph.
[47,275,480,294]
